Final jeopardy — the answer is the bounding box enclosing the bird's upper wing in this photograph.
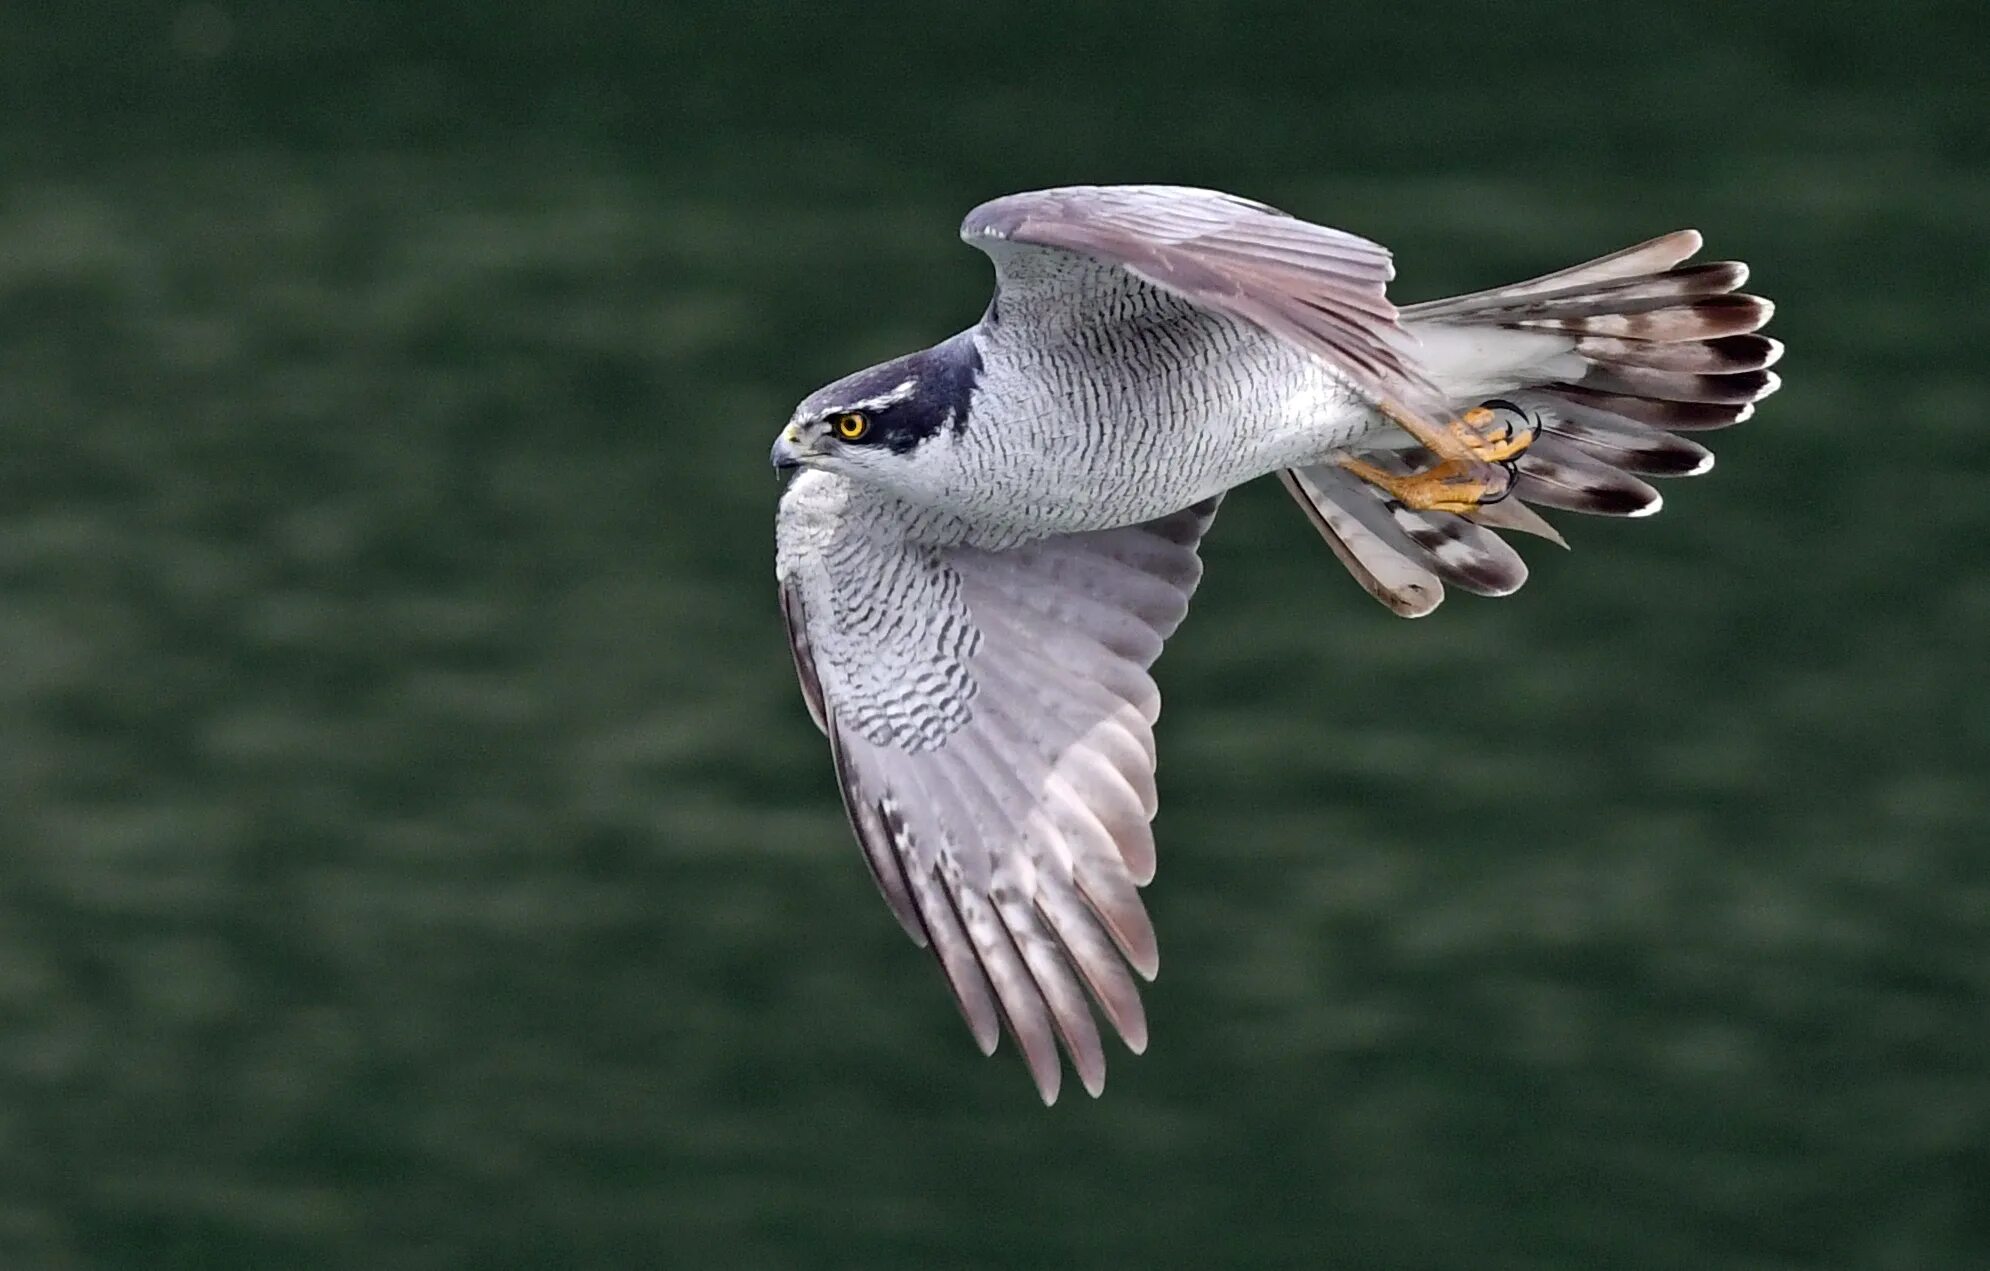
[777,473,1219,1103]
[961,183,1447,419]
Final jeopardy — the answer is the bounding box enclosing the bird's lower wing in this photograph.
[777,482,1219,1103]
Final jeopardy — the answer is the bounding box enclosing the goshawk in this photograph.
[770,185,1779,1102]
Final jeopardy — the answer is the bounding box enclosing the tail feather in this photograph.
[1517,293,1773,341]
[1278,469,1442,618]
[1284,227,1779,615]
[1279,465,1528,614]
[1572,332,1782,373]
[1572,363,1780,405]
[1407,260,1749,324]
[1544,386,1758,431]
[1400,229,1704,320]
[1390,507,1529,597]
[1513,440,1664,518]
[1534,411,1714,477]
[1464,496,1568,548]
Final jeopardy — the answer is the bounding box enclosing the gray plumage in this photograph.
[770,185,1780,1101]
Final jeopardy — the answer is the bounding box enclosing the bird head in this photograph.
[770,334,982,498]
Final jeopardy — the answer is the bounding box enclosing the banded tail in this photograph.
[1282,230,1781,616]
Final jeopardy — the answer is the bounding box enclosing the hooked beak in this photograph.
[770,425,811,473]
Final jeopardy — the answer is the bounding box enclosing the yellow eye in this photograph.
[831,411,871,441]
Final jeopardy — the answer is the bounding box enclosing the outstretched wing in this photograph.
[777,475,1219,1103]
[961,183,1448,422]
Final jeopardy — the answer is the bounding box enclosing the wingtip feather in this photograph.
[1130,942,1159,982]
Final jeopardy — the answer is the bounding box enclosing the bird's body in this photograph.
[957,269,1370,539]
[781,315,1359,550]
[770,185,1781,1102]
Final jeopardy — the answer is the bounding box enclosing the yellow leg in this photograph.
[1345,403,1537,513]
[1379,402,1536,465]
[1336,454,1511,515]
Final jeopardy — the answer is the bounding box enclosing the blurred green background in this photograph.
[3,2,1986,1267]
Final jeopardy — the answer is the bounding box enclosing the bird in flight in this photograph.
[770,185,1779,1103]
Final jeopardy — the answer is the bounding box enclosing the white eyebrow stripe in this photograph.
[840,378,919,412]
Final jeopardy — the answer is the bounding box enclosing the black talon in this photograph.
[1482,459,1521,505]
[1479,398,1541,449]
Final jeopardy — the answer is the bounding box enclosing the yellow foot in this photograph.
[1344,400,1539,513]
[1337,453,1514,514]
[1446,404,1536,464]
[1377,400,1539,464]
